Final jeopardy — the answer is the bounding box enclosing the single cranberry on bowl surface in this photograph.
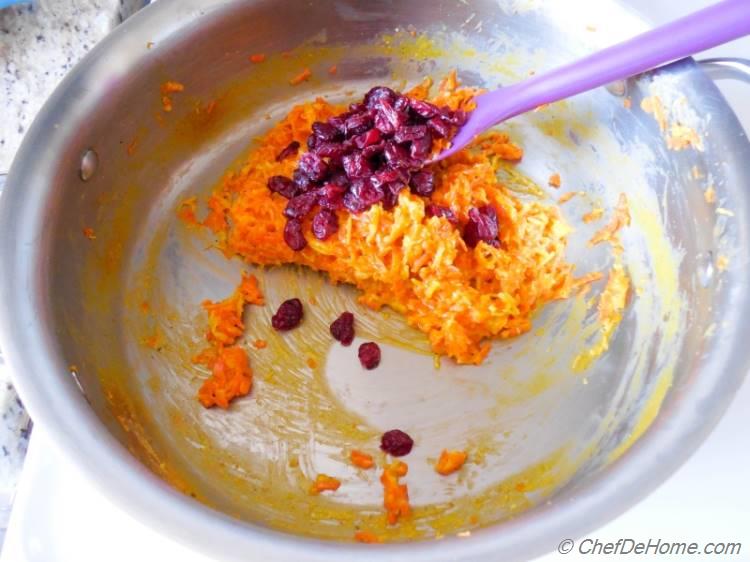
[380,429,414,457]
[330,312,355,346]
[358,341,381,370]
[271,298,304,331]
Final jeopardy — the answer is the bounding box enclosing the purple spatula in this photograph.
[438,0,750,160]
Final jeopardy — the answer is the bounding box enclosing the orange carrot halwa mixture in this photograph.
[310,474,341,495]
[435,449,468,475]
[197,77,577,365]
[350,450,375,469]
[381,461,410,525]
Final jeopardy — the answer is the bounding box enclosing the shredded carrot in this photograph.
[328,64,338,75]
[588,193,631,252]
[249,53,266,63]
[82,227,96,240]
[350,450,375,469]
[195,76,574,365]
[197,346,253,409]
[290,68,312,86]
[582,207,604,224]
[310,474,341,495]
[704,186,716,204]
[623,98,632,109]
[435,450,468,475]
[381,461,409,525]
[548,173,561,188]
[177,197,199,226]
[355,531,382,543]
[253,339,267,349]
[558,192,577,204]
[160,81,184,112]
[202,273,263,346]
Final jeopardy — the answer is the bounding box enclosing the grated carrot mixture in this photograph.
[197,346,253,409]
[350,450,375,469]
[202,273,264,346]
[435,450,468,475]
[199,77,577,365]
[194,273,264,408]
[381,461,409,525]
[310,474,341,495]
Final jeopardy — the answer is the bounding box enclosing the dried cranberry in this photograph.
[345,113,373,136]
[349,102,367,113]
[463,206,500,248]
[343,179,384,213]
[377,100,408,132]
[342,152,374,179]
[329,171,350,188]
[330,312,355,345]
[409,98,439,118]
[271,298,304,331]
[312,208,339,240]
[358,342,381,370]
[284,191,318,219]
[364,86,397,109]
[426,116,451,138]
[410,170,435,196]
[450,109,468,126]
[318,183,347,210]
[353,128,381,149]
[284,218,307,251]
[383,141,410,167]
[393,95,410,112]
[314,142,348,159]
[293,168,314,192]
[394,125,428,144]
[298,152,329,182]
[267,175,298,199]
[276,141,300,162]
[425,203,458,224]
[380,429,413,456]
[312,121,341,141]
[362,142,385,159]
[410,134,433,160]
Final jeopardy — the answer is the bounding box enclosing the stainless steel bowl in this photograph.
[1,1,749,560]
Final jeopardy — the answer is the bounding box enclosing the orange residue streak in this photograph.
[249,53,266,63]
[290,68,312,86]
[177,197,199,225]
[160,81,184,113]
[350,450,375,469]
[435,450,468,475]
[354,531,382,543]
[328,65,338,75]
[253,339,267,349]
[197,346,253,409]
[589,193,631,253]
[310,474,341,495]
[548,173,561,188]
[381,461,409,525]
[582,207,604,224]
[82,227,96,240]
[195,273,264,408]
[306,357,317,369]
[198,75,576,365]
[126,137,138,156]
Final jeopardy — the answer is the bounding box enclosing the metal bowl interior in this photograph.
[1,0,749,560]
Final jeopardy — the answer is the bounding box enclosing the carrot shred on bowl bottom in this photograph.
[194,75,578,365]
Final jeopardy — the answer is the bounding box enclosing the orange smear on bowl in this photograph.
[381,461,409,525]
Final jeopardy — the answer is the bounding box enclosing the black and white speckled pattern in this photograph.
[0,0,149,171]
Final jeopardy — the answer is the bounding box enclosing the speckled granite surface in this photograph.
[0,0,146,536]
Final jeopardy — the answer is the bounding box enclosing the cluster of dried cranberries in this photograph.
[268,86,468,251]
